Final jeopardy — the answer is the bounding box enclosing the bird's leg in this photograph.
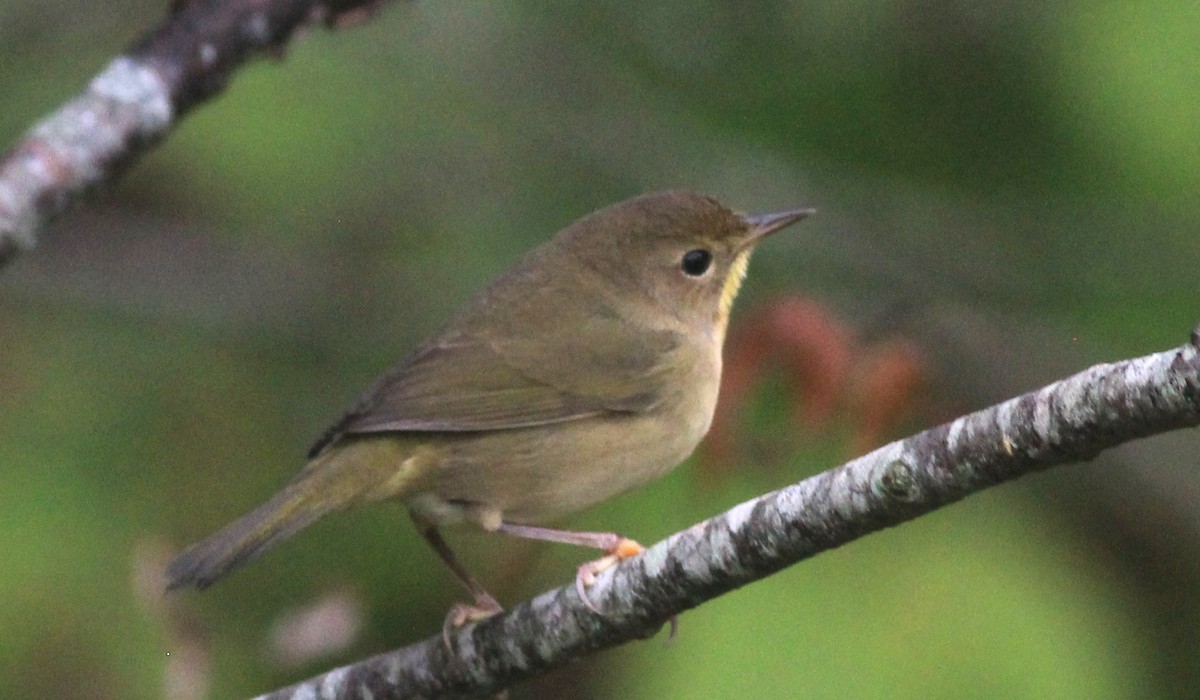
[414,520,503,647]
[492,522,645,615]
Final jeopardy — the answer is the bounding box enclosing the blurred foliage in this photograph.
[1,1,1199,698]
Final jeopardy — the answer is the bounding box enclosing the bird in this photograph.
[166,189,811,635]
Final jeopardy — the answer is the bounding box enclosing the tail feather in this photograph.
[165,478,336,591]
[166,437,421,591]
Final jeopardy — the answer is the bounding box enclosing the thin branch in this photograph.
[258,330,1200,699]
[0,0,395,266]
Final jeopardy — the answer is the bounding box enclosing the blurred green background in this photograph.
[2,1,1199,698]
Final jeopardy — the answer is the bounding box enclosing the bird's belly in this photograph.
[414,405,711,526]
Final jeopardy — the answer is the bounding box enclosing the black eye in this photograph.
[681,249,713,277]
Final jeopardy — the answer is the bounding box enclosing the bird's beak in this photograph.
[740,208,815,249]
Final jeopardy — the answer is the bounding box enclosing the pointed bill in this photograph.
[740,208,815,246]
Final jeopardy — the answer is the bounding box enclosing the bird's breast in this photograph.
[413,338,724,525]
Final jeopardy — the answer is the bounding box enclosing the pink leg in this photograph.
[414,519,503,646]
[493,522,645,614]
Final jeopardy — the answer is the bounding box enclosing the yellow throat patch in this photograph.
[716,250,751,338]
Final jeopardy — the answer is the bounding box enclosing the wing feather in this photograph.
[308,320,681,457]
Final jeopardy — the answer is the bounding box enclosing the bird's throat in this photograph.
[716,250,751,339]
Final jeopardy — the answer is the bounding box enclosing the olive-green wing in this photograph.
[308,322,681,457]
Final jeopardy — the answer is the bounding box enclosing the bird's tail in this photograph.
[165,438,413,591]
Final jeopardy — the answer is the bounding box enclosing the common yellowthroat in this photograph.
[166,190,810,628]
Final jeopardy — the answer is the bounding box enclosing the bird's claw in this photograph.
[442,596,503,649]
[575,537,644,614]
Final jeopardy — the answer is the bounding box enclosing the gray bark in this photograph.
[0,0,394,266]
[258,330,1200,699]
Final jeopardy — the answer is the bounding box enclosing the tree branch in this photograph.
[257,330,1200,699]
[0,0,395,267]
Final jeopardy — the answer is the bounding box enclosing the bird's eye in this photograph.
[681,249,713,277]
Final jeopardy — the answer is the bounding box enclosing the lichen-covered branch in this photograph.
[0,0,393,266]
[258,330,1200,699]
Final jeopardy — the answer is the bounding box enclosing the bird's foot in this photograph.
[442,593,503,649]
[575,537,644,613]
